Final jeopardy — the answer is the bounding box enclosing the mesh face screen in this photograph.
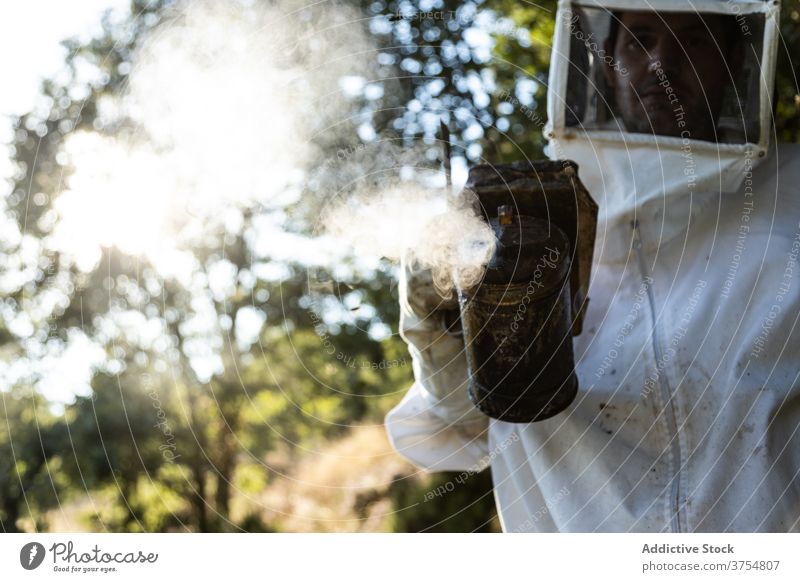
[561,6,765,144]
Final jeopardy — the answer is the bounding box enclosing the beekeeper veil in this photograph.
[544,0,781,247]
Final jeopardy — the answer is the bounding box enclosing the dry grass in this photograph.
[252,424,417,532]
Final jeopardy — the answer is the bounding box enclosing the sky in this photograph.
[1,0,132,197]
[0,0,129,120]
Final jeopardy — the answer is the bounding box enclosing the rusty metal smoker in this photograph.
[456,160,598,423]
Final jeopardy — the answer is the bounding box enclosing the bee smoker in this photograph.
[457,160,598,423]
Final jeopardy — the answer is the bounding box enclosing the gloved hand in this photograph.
[398,252,490,428]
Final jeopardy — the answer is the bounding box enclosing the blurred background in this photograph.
[1,0,798,533]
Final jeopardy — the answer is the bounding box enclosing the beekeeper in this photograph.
[385,0,800,532]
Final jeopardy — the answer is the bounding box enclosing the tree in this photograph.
[0,385,66,532]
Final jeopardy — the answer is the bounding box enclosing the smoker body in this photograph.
[458,160,598,423]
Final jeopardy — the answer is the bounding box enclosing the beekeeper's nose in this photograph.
[646,36,684,79]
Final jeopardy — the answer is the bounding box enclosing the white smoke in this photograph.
[52,0,370,266]
[323,183,495,295]
[53,0,495,292]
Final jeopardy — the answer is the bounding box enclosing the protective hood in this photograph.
[544,0,781,259]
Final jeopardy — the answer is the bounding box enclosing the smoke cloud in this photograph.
[54,0,495,293]
[324,183,494,295]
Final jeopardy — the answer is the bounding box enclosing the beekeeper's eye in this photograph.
[682,33,714,51]
[626,31,655,52]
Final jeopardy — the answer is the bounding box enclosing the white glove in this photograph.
[384,253,490,472]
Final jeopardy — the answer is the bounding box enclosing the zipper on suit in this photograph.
[631,220,683,533]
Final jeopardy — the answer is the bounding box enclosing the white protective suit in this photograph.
[385,0,800,532]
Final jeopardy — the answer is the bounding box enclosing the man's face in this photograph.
[605,12,734,141]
